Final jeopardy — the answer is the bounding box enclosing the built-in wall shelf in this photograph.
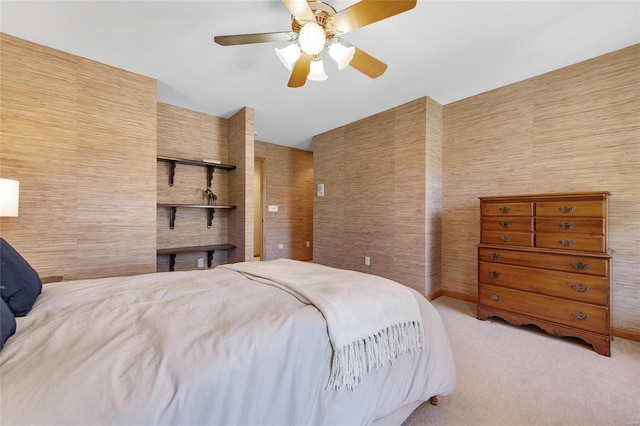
[158,203,236,229]
[157,156,236,187]
[157,244,236,271]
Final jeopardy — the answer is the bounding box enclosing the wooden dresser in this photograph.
[477,192,612,356]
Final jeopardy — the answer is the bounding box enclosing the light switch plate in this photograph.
[317,183,325,197]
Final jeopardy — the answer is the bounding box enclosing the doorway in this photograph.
[254,158,266,260]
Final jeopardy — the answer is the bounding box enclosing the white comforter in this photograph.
[0,266,456,425]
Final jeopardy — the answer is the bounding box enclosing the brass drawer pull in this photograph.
[572,261,589,270]
[572,311,590,321]
[559,206,575,213]
[489,294,501,301]
[489,253,502,260]
[571,284,590,293]
[559,222,575,229]
[500,236,512,242]
[499,207,511,213]
[489,271,502,278]
[559,239,574,247]
[500,221,511,228]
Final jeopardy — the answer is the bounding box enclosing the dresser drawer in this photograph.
[536,233,605,252]
[479,284,608,334]
[481,231,533,247]
[481,202,533,216]
[478,261,607,305]
[482,217,533,232]
[478,248,609,276]
[535,218,604,235]
[536,200,604,217]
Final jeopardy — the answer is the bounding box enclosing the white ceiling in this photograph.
[1,1,638,151]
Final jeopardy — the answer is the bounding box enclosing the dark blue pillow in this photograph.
[0,238,42,316]
[1,298,16,350]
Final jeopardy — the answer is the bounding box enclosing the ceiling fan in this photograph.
[214,0,417,88]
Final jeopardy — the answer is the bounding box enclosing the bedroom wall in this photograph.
[313,97,443,297]
[156,102,232,271]
[255,140,313,261]
[228,107,255,263]
[442,44,640,339]
[0,33,157,280]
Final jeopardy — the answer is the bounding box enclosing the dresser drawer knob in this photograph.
[571,311,590,321]
[489,294,501,302]
[571,284,590,293]
[571,261,589,270]
[499,207,511,213]
[559,206,575,213]
[559,239,575,247]
[559,222,575,229]
[489,253,502,260]
[489,271,502,278]
[500,236,512,242]
[500,221,512,228]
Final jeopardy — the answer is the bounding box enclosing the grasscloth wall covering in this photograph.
[313,97,443,297]
[156,102,231,272]
[0,33,157,280]
[255,141,313,261]
[228,107,255,263]
[443,44,640,339]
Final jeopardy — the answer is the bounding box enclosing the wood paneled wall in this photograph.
[0,33,157,280]
[228,107,255,263]
[156,102,231,271]
[313,97,443,296]
[443,44,640,338]
[255,141,313,261]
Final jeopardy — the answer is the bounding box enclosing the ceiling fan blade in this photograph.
[349,47,388,79]
[330,0,417,34]
[288,53,312,88]
[214,32,296,46]
[282,0,315,22]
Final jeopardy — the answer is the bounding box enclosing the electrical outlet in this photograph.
[278,244,284,249]
[364,256,370,266]
[197,258,204,268]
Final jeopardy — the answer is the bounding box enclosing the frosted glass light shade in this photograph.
[308,59,328,81]
[0,178,19,217]
[275,44,301,70]
[328,43,355,70]
[298,22,326,55]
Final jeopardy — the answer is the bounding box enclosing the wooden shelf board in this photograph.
[157,244,236,256]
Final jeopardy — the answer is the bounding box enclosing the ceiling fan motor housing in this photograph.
[291,1,338,41]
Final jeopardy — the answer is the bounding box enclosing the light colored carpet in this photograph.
[403,297,640,426]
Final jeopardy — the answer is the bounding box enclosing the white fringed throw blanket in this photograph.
[218,259,424,391]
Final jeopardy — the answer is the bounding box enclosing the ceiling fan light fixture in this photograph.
[328,41,355,70]
[307,58,328,81]
[275,44,301,70]
[298,22,326,55]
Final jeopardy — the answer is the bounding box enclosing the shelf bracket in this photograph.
[168,160,177,187]
[207,250,215,268]
[208,208,215,228]
[169,254,176,272]
[207,165,215,188]
[169,206,177,229]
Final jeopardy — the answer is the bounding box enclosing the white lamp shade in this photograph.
[275,44,301,70]
[328,43,355,70]
[298,22,326,55]
[0,178,20,217]
[308,59,328,81]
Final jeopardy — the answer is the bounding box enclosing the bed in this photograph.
[0,244,456,425]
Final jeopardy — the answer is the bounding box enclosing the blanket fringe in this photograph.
[327,321,424,391]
